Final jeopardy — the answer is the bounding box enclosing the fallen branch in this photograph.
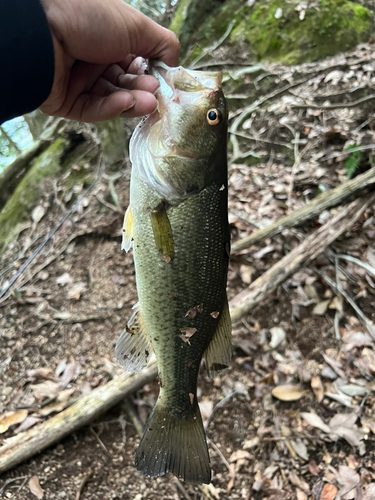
[0,362,157,475]
[1,194,373,474]
[231,166,375,253]
[292,94,375,110]
[229,193,375,322]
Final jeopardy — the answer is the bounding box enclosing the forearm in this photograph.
[0,0,54,124]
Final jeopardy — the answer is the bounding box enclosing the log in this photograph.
[231,166,375,253]
[229,193,375,322]
[1,194,373,475]
[0,362,157,475]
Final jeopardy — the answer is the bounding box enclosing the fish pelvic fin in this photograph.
[122,205,133,252]
[135,400,211,484]
[115,303,153,373]
[204,297,232,379]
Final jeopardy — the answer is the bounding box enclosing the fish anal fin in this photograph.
[150,204,174,260]
[115,305,153,373]
[135,400,211,484]
[122,205,133,252]
[205,298,232,379]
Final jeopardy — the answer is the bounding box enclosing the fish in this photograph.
[116,61,231,484]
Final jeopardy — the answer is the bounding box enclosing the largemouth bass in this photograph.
[116,62,231,484]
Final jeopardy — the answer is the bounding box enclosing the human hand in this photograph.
[39,0,179,122]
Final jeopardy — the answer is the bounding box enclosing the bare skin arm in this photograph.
[39,0,180,122]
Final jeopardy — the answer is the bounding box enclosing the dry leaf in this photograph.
[329,296,343,314]
[229,450,252,462]
[300,412,330,434]
[312,300,330,316]
[179,327,197,344]
[271,385,307,401]
[31,381,60,400]
[198,399,213,421]
[289,472,309,492]
[60,357,77,388]
[67,282,86,300]
[320,483,337,500]
[339,384,367,397]
[0,410,28,433]
[56,272,73,285]
[269,327,286,349]
[31,205,45,223]
[14,416,41,434]
[329,413,365,453]
[28,476,44,499]
[336,465,360,499]
[296,490,308,500]
[363,483,375,500]
[311,376,324,402]
[290,439,309,461]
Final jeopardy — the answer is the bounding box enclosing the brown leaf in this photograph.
[30,381,60,400]
[271,385,307,401]
[28,476,44,499]
[320,483,337,500]
[0,410,28,434]
[14,416,41,434]
[289,472,309,492]
[227,463,236,494]
[364,483,375,500]
[308,460,320,476]
[60,357,77,388]
[179,327,197,344]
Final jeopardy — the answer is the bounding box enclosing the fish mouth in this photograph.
[148,62,223,159]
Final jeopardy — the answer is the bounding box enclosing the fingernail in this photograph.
[120,99,136,117]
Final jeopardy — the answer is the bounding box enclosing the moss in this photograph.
[0,139,65,255]
[169,0,192,36]
[181,0,374,65]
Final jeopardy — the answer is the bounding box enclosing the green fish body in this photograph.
[116,63,231,484]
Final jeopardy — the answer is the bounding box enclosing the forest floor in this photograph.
[1,41,375,500]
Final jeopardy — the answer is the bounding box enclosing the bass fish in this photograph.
[116,62,231,484]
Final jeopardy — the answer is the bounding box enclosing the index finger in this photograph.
[118,4,180,66]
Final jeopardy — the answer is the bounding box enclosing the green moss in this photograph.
[0,139,65,255]
[169,0,192,36]
[182,0,374,65]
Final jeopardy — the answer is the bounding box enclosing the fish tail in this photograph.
[135,400,211,484]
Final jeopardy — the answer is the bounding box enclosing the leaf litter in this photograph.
[1,32,375,500]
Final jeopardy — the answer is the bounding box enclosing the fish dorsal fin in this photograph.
[115,303,153,373]
[122,205,133,252]
[204,297,232,379]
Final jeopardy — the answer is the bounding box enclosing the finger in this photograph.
[127,57,148,75]
[101,64,159,93]
[66,89,157,122]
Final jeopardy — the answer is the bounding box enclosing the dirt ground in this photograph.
[1,42,375,500]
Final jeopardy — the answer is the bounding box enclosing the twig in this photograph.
[229,194,375,322]
[0,146,101,301]
[190,20,236,69]
[0,475,28,495]
[174,478,193,500]
[229,78,309,159]
[229,130,293,149]
[120,399,144,438]
[89,426,109,455]
[335,254,375,277]
[76,468,95,500]
[204,391,243,430]
[207,438,230,470]
[313,265,375,339]
[292,94,375,110]
[231,166,375,253]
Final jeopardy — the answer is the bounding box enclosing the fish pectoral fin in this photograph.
[121,205,133,252]
[135,399,211,484]
[204,297,232,379]
[115,304,153,373]
[150,204,174,259]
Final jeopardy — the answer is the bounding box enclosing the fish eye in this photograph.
[206,108,221,126]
